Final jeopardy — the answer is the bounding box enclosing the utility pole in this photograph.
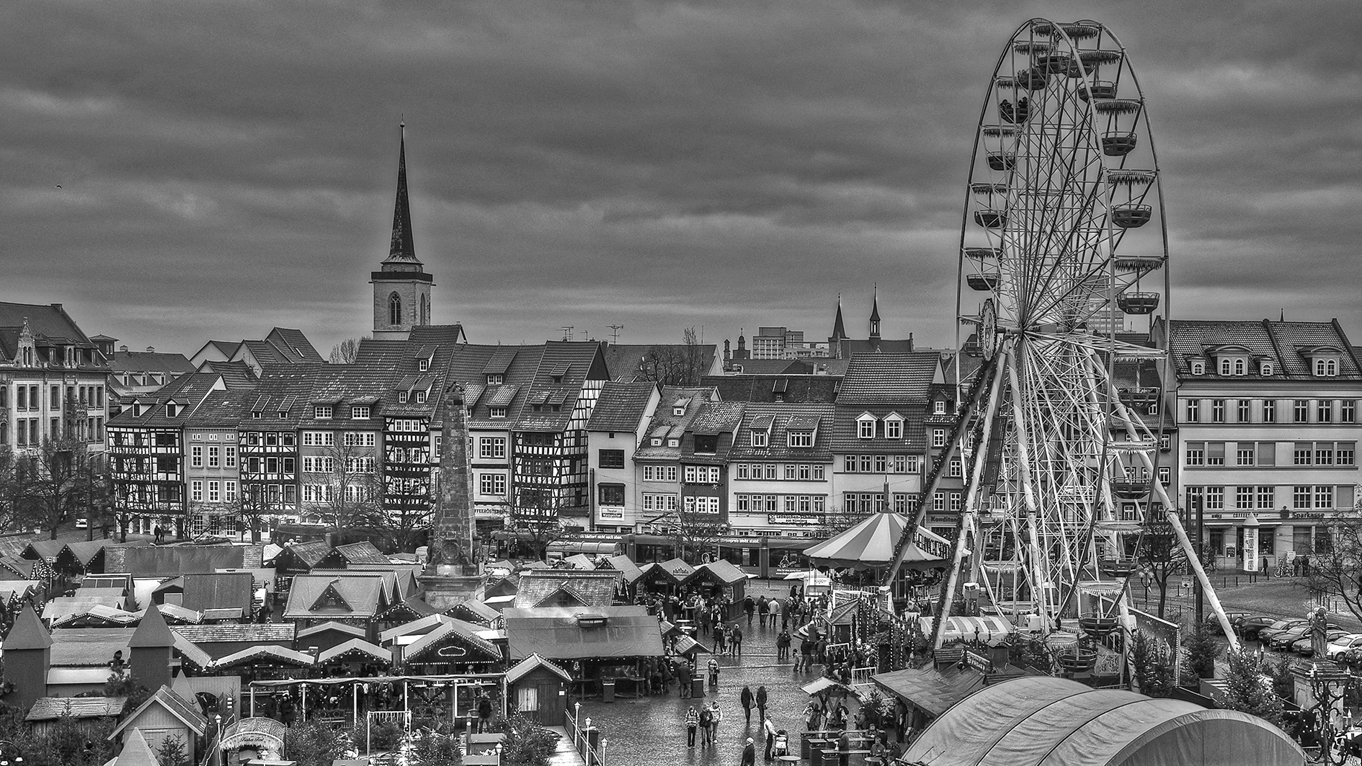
[608,324,624,345]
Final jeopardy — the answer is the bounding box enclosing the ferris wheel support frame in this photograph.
[931,350,1010,648]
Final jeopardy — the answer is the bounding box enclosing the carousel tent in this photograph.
[901,676,1304,766]
[803,512,948,569]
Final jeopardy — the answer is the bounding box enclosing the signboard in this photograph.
[1094,645,1121,677]
[1179,578,1193,596]
[437,645,468,658]
[598,508,623,520]
[767,515,823,526]
[962,649,992,674]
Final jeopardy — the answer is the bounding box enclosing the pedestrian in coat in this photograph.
[741,685,755,724]
[731,623,744,657]
[741,737,757,766]
[757,595,769,627]
[744,595,756,625]
[679,661,692,698]
[708,657,721,688]
[686,706,700,747]
[708,700,723,745]
[756,685,768,720]
[699,705,715,747]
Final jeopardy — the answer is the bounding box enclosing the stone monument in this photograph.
[419,381,483,608]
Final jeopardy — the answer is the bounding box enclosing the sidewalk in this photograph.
[546,726,586,766]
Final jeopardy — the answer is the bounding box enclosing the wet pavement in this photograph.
[578,583,842,766]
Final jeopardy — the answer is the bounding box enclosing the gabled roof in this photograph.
[130,595,175,648]
[213,644,316,669]
[503,606,665,661]
[110,685,209,740]
[180,572,253,613]
[836,352,941,404]
[333,541,391,565]
[319,637,392,665]
[284,575,386,619]
[505,653,573,684]
[727,403,835,461]
[27,696,127,721]
[403,620,503,664]
[512,570,622,609]
[586,381,657,432]
[173,623,295,644]
[297,620,367,642]
[6,603,52,650]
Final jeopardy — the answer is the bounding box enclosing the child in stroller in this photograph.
[773,729,789,758]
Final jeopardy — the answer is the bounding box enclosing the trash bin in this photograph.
[602,679,616,703]
[691,678,705,697]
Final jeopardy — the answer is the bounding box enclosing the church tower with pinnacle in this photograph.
[371,123,434,341]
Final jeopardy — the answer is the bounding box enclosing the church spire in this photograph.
[830,293,847,342]
[869,284,881,342]
[385,122,419,264]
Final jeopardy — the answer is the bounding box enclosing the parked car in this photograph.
[1236,615,1278,641]
[1292,628,1349,656]
[1326,634,1362,659]
[1272,623,1341,652]
[1258,619,1308,644]
[75,517,89,529]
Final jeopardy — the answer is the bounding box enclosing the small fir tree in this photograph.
[1129,630,1176,697]
[155,734,190,766]
[1179,622,1219,687]
[1222,648,1285,728]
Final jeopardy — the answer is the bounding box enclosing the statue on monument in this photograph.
[1310,605,1330,660]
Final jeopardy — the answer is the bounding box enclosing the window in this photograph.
[949,493,962,512]
[787,431,812,448]
[1234,358,1246,376]
[1219,358,1232,376]
[208,481,220,502]
[784,464,797,480]
[1339,443,1356,466]
[859,455,872,472]
[858,415,876,440]
[389,293,402,326]
[599,449,625,469]
[479,437,507,459]
[885,418,903,440]
[1206,442,1225,465]
[225,481,237,502]
[1211,400,1225,423]
[949,458,962,477]
[352,406,370,420]
[934,400,947,415]
[490,407,506,419]
[1316,358,1339,377]
[191,481,203,502]
[1318,400,1333,423]
[1204,486,1224,510]
[1257,486,1274,509]
[1190,360,1205,375]
[415,391,427,404]
[166,402,179,417]
[208,446,220,468]
[315,405,333,419]
[1344,401,1357,423]
[1235,486,1254,510]
[1237,400,1251,422]
[1185,442,1205,466]
[479,473,507,497]
[694,435,718,454]
[751,428,769,447]
[875,455,888,473]
[845,456,858,473]
[1263,400,1276,423]
[485,373,503,385]
[398,391,409,404]
[1158,466,1170,486]
[1294,443,1313,466]
[1236,445,1255,466]
[1316,445,1335,466]
[735,463,749,480]
[1294,400,1309,422]
[932,429,946,448]
[812,465,825,480]
[1294,485,1313,509]
[191,446,203,468]
[1316,485,1335,509]
[932,491,945,511]
[1184,400,1199,423]
[225,446,237,468]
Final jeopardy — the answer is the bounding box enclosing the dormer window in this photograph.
[1234,359,1246,375]
[787,430,812,448]
[398,391,409,404]
[132,401,143,417]
[416,391,427,404]
[884,412,904,440]
[352,406,370,420]
[314,405,333,419]
[857,413,877,439]
[1316,358,1339,377]
[419,359,430,372]
[490,407,507,419]
[751,429,768,447]
[673,406,685,416]
[486,374,503,385]
[933,400,946,415]
[1190,359,1205,375]
[1261,361,1274,376]
[667,438,679,448]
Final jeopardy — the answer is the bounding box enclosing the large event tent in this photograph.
[901,676,1304,766]
[803,512,948,570]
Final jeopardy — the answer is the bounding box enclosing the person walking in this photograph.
[744,594,756,625]
[708,657,721,689]
[757,595,769,628]
[732,623,744,657]
[708,700,723,746]
[741,737,757,766]
[741,685,755,724]
[679,659,692,698]
[686,706,700,748]
[714,623,727,655]
[756,685,768,721]
[763,714,779,761]
[699,704,715,747]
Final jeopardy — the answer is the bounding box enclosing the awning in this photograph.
[927,615,1013,647]
[674,634,710,657]
[804,512,948,570]
[801,677,843,696]
[546,541,620,556]
[318,638,391,665]
[872,665,985,718]
[220,717,287,754]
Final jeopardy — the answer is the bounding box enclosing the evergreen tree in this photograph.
[1129,630,1176,697]
[155,734,190,766]
[1179,622,1219,687]
[1222,648,1285,728]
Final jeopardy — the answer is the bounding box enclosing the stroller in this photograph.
[773,729,790,758]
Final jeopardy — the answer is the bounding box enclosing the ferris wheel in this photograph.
[934,19,1235,643]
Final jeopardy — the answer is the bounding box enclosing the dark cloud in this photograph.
[2,0,1361,355]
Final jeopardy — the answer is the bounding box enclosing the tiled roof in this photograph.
[267,327,324,363]
[586,381,657,432]
[600,343,718,382]
[837,353,941,404]
[830,403,927,453]
[512,570,622,609]
[111,350,195,375]
[283,574,386,619]
[703,374,841,403]
[688,401,746,435]
[107,371,227,428]
[334,541,390,565]
[634,386,716,461]
[727,359,812,375]
[180,572,254,613]
[27,696,127,721]
[1168,319,1362,381]
[0,301,100,353]
[174,623,295,644]
[835,338,915,357]
[727,403,835,461]
[111,686,208,740]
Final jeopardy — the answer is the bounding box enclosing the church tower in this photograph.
[371,123,434,341]
[869,286,882,348]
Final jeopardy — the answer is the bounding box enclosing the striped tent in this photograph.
[803,512,949,570]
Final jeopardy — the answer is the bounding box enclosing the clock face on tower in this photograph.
[980,298,998,361]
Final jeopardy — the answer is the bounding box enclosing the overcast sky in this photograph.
[4,1,1361,357]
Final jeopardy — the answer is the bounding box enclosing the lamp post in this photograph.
[0,738,24,766]
[1139,570,1151,610]
[1299,661,1356,765]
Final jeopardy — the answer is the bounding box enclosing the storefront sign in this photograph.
[437,645,468,658]
[962,649,992,673]
[767,515,823,526]
[927,515,956,525]
[598,508,623,520]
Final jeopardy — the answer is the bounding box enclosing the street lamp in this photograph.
[1300,661,1356,765]
[1139,570,1152,609]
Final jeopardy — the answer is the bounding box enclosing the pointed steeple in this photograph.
[384,122,420,266]
[869,285,881,342]
[6,603,52,650]
[831,294,847,342]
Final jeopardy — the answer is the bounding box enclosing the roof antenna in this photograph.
[1280,308,1285,322]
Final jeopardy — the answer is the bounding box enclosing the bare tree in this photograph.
[636,327,708,386]
[301,441,384,535]
[370,462,434,553]
[1305,510,1362,621]
[508,491,568,561]
[0,447,32,534]
[1136,513,1185,619]
[649,505,728,564]
[18,438,103,540]
[327,336,368,364]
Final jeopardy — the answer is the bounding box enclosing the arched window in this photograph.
[388,293,402,326]
[419,293,429,325]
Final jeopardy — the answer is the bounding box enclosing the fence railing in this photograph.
[850,665,876,688]
[564,707,607,766]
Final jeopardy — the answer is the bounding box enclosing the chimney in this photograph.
[146,346,155,353]
[120,345,129,352]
